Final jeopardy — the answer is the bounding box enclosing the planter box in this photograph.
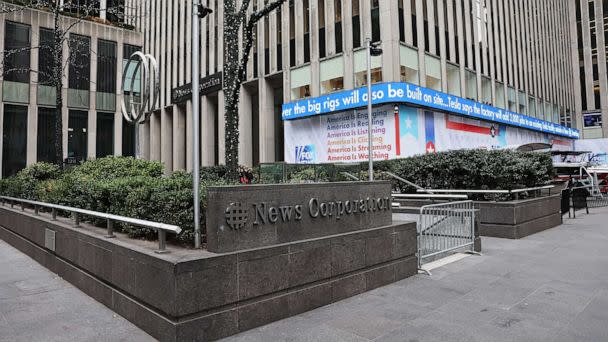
[0,206,417,342]
[394,194,562,240]
[475,194,562,239]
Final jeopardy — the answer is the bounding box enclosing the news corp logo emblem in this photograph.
[295,145,315,163]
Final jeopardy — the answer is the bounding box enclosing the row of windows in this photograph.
[2,21,136,97]
[1,104,136,178]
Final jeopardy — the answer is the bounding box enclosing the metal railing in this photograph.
[383,171,433,194]
[392,194,469,200]
[0,196,182,253]
[415,185,554,200]
[418,200,478,274]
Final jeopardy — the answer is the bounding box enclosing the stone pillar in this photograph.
[100,0,107,20]
[258,78,275,163]
[238,86,253,166]
[27,18,40,166]
[161,107,173,174]
[173,104,186,171]
[218,91,226,165]
[201,95,216,166]
[88,36,98,160]
[149,111,161,161]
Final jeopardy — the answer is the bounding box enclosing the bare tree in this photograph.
[223,0,287,179]
[1,0,135,167]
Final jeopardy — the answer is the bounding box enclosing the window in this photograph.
[2,105,28,177]
[97,39,117,93]
[354,50,382,87]
[123,44,141,110]
[122,117,135,157]
[518,91,527,115]
[37,107,57,163]
[401,45,420,85]
[371,0,381,43]
[68,110,88,163]
[466,70,477,101]
[507,87,517,112]
[481,77,492,105]
[335,0,343,53]
[352,0,361,48]
[96,112,114,158]
[68,34,91,90]
[495,82,505,109]
[291,66,311,99]
[528,97,537,118]
[303,0,310,63]
[3,21,31,83]
[583,113,602,127]
[39,28,55,86]
[319,0,326,58]
[446,63,460,96]
[425,55,441,91]
[320,57,344,94]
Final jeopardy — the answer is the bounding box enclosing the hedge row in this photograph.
[0,157,233,245]
[375,149,554,193]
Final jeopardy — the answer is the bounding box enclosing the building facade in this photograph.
[0,1,142,177]
[1,0,581,177]
[140,0,578,172]
[570,0,608,139]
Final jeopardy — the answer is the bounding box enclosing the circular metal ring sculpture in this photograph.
[120,52,160,124]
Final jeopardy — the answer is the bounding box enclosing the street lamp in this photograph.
[192,2,213,249]
[366,38,383,181]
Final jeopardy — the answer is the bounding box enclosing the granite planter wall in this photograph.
[394,193,562,240]
[475,194,562,239]
[0,189,417,341]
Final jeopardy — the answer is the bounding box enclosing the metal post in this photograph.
[192,1,202,249]
[366,38,374,182]
[156,230,168,254]
[52,208,57,221]
[105,219,115,238]
[73,212,80,227]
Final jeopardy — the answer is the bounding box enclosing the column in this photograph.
[201,95,216,166]
[258,78,275,163]
[238,86,253,166]
[173,104,186,170]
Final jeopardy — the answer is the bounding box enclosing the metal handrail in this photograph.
[416,185,555,195]
[341,172,360,181]
[383,171,433,194]
[392,194,469,200]
[0,196,181,253]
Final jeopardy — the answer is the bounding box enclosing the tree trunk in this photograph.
[53,7,64,167]
[223,1,242,180]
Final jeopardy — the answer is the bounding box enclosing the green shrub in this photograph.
[376,149,554,193]
[0,157,236,245]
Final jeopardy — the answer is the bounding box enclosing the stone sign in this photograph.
[206,182,393,253]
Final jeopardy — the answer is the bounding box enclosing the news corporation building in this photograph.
[0,1,586,176]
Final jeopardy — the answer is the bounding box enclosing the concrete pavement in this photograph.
[0,239,154,342]
[1,207,608,341]
[222,207,608,342]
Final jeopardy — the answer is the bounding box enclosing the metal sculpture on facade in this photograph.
[120,52,160,158]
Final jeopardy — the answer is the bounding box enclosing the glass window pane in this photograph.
[97,39,117,93]
[96,112,114,158]
[3,22,31,83]
[37,107,57,163]
[446,63,460,96]
[2,105,28,177]
[68,110,88,163]
[68,34,91,90]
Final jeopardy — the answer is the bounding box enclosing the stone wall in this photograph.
[0,205,417,342]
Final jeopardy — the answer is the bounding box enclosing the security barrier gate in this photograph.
[418,201,477,270]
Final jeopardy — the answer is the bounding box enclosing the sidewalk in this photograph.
[0,240,154,342]
[222,207,608,342]
[1,208,607,342]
